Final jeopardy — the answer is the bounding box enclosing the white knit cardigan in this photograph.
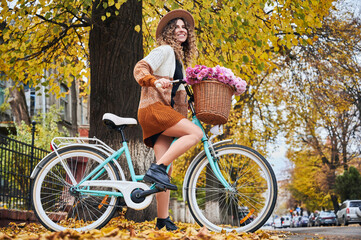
[134,44,187,110]
[133,44,188,147]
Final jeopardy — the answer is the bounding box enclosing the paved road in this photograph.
[269,225,361,240]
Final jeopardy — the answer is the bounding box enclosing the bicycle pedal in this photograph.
[155,184,167,191]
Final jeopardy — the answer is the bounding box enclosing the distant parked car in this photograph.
[290,215,308,227]
[273,216,291,228]
[315,211,337,226]
[273,218,282,228]
[336,200,361,226]
[308,212,318,227]
[290,216,300,228]
[281,216,291,228]
[299,216,309,227]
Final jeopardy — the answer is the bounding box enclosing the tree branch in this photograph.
[254,14,271,29]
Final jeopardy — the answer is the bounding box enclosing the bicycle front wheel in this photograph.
[32,146,121,231]
[186,144,277,232]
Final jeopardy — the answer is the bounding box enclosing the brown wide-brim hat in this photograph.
[156,9,195,40]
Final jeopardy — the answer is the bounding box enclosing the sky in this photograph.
[335,0,361,19]
[268,136,292,181]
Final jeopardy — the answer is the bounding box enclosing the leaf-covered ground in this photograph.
[0,216,292,240]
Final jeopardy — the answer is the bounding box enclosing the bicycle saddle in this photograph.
[102,113,137,127]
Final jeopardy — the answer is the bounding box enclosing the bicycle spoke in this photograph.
[41,177,70,188]
[48,169,71,187]
[32,147,120,231]
[187,145,277,233]
[81,200,95,223]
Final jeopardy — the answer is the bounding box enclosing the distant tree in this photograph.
[334,166,361,202]
[280,10,361,211]
[287,148,333,212]
[9,105,69,150]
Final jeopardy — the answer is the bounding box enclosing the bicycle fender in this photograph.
[30,151,58,179]
[182,139,233,201]
[30,144,125,180]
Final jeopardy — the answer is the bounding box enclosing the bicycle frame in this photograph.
[190,116,232,189]
[56,83,232,203]
[73,116,231,197]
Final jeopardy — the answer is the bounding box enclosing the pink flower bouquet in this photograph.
[185,65,247,95]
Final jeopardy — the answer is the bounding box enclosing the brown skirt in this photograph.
[138,102,185,148]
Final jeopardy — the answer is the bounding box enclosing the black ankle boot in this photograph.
[143,163,177,190]
[156,216,178,231]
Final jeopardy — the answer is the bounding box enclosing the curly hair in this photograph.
[156,18,197,67]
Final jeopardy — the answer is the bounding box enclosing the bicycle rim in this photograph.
[32,147,120,231]
[186,144,277,232]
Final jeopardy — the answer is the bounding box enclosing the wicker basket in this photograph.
[192,80,233,125]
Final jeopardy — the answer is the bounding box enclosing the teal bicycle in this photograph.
[30,81,277,232]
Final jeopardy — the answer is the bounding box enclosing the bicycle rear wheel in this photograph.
[32,146,121,231]
[186,144,277,232]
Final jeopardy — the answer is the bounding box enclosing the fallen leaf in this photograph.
[0,232,11,240]
[129,227,136,237]
[197,226,211,239]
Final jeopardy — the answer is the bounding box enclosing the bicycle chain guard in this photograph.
[79,180,153,210]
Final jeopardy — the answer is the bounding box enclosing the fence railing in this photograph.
[0,122,49,210]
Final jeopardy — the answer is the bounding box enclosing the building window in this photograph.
[30,89,35,116]
[24,83,36,116]
[60,84,70,122]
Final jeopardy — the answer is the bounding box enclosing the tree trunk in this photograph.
[331,194,339,213]
[89,0,156,221]
[9,86,31,126]
[70,78,78,136]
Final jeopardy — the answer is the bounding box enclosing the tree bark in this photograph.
[331,194,339,213]
[70,78,78,136]
[89,0,157,221]
[9,86,31,126]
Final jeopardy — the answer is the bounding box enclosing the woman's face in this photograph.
[174,19,188,44]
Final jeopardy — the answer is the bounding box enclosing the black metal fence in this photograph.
[0,123,49,210]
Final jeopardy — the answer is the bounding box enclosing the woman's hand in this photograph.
[154,78,172,89]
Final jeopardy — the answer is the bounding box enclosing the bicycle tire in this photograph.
[31,146,121,231]
[186,144,277,232]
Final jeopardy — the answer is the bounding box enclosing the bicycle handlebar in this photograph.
[155,79,195,114]
[155,79,186,88]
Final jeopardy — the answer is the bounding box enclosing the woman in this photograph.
[133,9,203,230]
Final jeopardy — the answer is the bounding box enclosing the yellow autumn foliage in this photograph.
[1,0,335,96]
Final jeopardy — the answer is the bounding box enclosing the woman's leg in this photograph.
[156,118,203,166]
[153,134,174,218]
[145,118,203,217]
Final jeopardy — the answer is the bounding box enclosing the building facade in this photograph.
[0,80,89,137]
